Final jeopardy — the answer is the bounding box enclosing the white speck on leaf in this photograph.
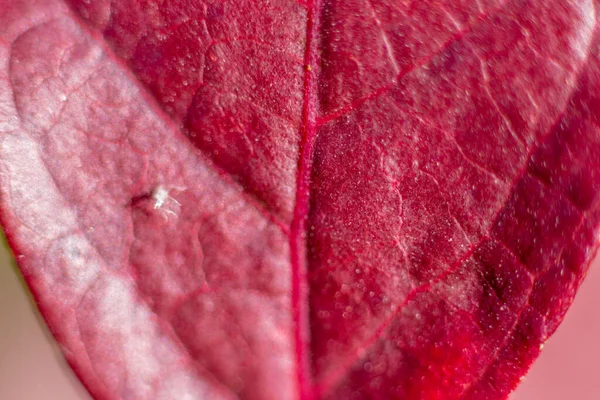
[151,185,185,219]
[152,186,172,210]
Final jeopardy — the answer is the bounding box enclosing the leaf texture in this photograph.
[1,0,600,399]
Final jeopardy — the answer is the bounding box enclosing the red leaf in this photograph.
[1,0,600,399]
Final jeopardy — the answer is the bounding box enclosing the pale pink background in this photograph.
[1,244,599,399]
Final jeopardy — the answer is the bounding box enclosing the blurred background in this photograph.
[1,243,599,399]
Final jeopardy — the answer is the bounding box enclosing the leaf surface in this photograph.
[1,0,600,399]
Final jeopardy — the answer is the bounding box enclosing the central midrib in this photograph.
[290,0,322,399]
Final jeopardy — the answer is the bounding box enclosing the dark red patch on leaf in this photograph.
[1,1,600,399]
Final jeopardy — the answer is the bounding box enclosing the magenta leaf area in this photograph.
[1,0,600,399]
